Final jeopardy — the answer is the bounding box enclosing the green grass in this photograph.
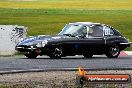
[0,9,131,38]
[0,0,132,10]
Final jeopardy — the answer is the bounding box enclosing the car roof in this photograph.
[69,22,104,26]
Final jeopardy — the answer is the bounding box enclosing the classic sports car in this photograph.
[16,22,131,58]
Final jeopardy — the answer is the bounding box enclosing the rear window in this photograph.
[113,29,123,36]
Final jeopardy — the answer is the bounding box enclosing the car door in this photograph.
[78,25,106,54]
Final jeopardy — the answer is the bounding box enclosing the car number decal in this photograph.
[105,28,111,35]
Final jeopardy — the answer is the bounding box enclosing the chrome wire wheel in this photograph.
[53,48,62,57]
[110,47,119,57]
[49,46,63,59]
[106,45,120,58]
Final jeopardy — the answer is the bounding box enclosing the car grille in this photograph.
[16,45,36,52]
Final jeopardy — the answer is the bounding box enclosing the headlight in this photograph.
[18,38,24,43]
[36,40,48,47]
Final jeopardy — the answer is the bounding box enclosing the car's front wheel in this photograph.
[49,46,63,59]
[106,45,120,58]
[25,53,38,59]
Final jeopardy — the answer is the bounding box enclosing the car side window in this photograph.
[104,26,114,36]
[88,25,103,37]
[76,26,87,37]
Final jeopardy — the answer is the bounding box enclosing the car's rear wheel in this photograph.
[49,46,63,59]
[25,53,38,59]
[106,45,120,58]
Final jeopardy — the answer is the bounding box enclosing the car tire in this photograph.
[25,53,38,59]
[106,45,120,58]
[83,54,93,58]
[49,46,63,59]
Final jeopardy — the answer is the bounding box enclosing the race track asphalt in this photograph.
[0,55,132,73]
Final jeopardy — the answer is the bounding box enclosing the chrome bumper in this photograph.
[120,42,132,44]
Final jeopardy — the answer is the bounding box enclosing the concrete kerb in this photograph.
[1,67,132,75]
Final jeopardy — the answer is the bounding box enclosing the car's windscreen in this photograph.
[58,24,85,36]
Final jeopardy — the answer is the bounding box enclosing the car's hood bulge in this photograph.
[17,35,71,45]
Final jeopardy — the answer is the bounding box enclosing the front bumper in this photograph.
[15,45,51,55]
[16,45,39,52]
[120,42,132,47]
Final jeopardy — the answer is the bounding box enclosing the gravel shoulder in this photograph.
[0,70,132,88]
